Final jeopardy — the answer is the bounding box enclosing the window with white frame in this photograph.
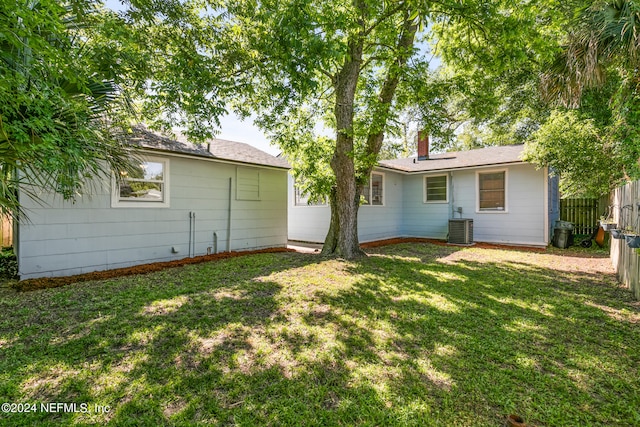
[112,157,169,207]
[477,170,506,211]
[424,175,448,203]
[361,172,384,206]
[294,183,327,206]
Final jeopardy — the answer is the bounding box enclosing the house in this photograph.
[15,127,290,279]
[289,138,560,247]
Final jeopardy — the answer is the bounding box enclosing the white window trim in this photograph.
[476,168,508,213]
[423,174,449,204]
[362,171,385,207]
[111,156,170,208]
[292,179,328,207]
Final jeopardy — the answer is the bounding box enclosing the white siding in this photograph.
[17,155,288,279]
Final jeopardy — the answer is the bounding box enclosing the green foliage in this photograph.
[0,0,240,217]
[422,0,640,195]
[523,110,623,197]
[0,248,18,279]
[534,0,640,192]
[0,0,138,217]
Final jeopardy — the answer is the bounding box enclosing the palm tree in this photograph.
[542,0,640,107]
[0,0,136,219]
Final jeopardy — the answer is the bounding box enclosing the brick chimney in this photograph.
[417,130,429,161]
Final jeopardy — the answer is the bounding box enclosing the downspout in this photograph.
[192,211,196,257]
[188,212,192,258]
[449,171,455,219]
[227,177,232,252]
[543,167,550,244]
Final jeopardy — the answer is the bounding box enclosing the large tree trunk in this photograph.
[322,27,366,258]
[322,6,417,259]
[320,188,339,255]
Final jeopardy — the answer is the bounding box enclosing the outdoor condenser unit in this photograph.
[448,219,473,244]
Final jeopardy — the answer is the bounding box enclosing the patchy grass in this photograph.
[0,243,638,426]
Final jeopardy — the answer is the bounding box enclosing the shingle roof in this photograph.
[125,126,290,169]
[378,144,525,173]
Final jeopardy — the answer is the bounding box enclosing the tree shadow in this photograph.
[0,245,638,426]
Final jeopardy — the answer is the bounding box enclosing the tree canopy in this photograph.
[220,0,561,257]
[4,0,638,255]
[0,0,236,217]
[428,0,640,197]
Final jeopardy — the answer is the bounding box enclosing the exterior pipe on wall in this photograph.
[449,171,455,219]
[227,177,232,252]
[188,212,192,258]
[213,232,217,254]
[192,211,196,257]
[188,211,196,258]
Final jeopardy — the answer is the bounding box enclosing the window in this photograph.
[425,175,448,203]
[361,172,384,206]
[112,157,169,208]
[478,170,506,211]
[294,185,326,206]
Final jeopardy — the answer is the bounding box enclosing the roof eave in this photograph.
[376,160,527,174]
[135,147,291,171]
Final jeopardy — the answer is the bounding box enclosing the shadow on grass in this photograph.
[0,244,638,426]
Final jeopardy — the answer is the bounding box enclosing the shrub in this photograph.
[0,248,18,279]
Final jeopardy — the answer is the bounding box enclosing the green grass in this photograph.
[0,243,638,426]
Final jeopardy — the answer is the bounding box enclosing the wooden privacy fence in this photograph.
[560,198,602,235]
[610,181,640,300]
[1,215,12,247]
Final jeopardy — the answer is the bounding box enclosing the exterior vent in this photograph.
[448,219,473,244]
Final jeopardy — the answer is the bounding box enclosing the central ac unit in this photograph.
[448,219,473,244]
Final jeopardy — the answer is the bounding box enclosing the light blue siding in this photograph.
[358,171,404,242]
[288,170,405,243]
[290,163,549,247]
[453,165,545,245]
[17,155,288,279]
[287,175,331,242]
[401,174,451,239]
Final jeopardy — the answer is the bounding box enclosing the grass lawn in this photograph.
[0,243,638,426]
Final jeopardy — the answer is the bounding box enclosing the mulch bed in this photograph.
[14,248,294,292]
[360,237,547,252]
[13,239,550,292]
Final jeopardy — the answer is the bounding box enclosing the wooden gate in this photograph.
[560,198,601,235]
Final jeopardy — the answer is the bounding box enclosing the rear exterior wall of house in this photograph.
[289,163,550,247]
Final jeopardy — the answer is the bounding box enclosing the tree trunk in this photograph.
[322,6,417,259]
[322,28,366,258]
[321,188,339,255]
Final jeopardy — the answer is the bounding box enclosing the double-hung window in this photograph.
[361,172,384,206]
[112,157,170,208]
[477,170,506,212]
